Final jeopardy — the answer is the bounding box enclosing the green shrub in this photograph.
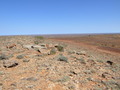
[16,55,24,59]
[57,76,70,82]
[0,71,4,75]
[77,58,86,64]
[35,36,44,39]
[55,45,64,52]
[50,48,56,55]
[57,54,68,62]
[0,54,8,60]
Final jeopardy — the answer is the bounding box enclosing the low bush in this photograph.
[55,45,64,52]
[57,54,68,62]
[35,36,44,39]
[50,48,56,55]
[16,55,24,59]
[57,76,70,82]
[0,54,8,60]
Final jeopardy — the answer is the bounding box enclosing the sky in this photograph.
[0,0,120,35]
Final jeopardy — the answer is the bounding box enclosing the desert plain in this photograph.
[0,34,120,90]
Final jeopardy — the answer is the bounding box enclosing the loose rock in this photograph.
[76,51,86,55]
[3,60,18,68]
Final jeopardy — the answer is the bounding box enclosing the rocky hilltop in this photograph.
[0,35,120,90]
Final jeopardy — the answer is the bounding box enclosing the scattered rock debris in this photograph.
[0,36,119,90]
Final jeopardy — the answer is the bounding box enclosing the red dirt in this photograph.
[50,38,120,56]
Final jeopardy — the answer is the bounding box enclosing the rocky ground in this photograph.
[0,35,120,90]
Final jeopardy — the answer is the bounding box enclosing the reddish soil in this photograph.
[49,34,120,55]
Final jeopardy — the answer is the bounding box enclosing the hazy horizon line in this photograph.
[0,32,120,36]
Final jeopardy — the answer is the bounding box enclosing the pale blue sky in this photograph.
[0,0,120,35]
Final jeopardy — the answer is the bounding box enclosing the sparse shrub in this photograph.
[0,71,4,75]
[34,36,44,43]
[101,80,120,89]
[111,68,117,72]
[35,36,44,39]
[0,54,8,60]
[77,58,86,64]
[68,50,76,54]
[50,48,56,55]
[57,54,68,62]
[16,55,24,59]
[57,76,70,82]
[23,59,30,62]
[55,45,64,52]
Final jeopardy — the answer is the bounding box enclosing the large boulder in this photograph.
[23,44,47,50]
[3,60,18,68]
[23,45,33,50]
[32,45,41,49]
[32,44,49,54]
[32,45,47,50]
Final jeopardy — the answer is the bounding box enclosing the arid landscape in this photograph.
[0,34,120,90]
